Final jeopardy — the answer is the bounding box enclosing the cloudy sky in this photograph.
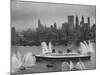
[11,0,96,31]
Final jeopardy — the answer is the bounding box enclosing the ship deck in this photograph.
[35,54,91,62]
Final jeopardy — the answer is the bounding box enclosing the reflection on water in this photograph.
[11,43,96,74]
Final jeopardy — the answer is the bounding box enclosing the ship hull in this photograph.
[35,54,91,62]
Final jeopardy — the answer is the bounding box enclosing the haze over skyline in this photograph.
[11,0,96,31]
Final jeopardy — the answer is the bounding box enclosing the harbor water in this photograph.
[11,43,96,74]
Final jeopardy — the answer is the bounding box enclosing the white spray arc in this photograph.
[23,52,36,67]
[11,51,36,73]
[41,42,49,54]
[75,61,86,70]
[41,42,52,54]
[79,40,94,55]
[48,42,52,53]
[62,61,70,71]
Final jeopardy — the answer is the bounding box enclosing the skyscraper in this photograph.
[68,16,74,31]
[54,22,57,30]
[82,16,84,24]
[76,16,79,29]
[80,16,84,26]
[88,17,90,26]
[38,19,41,27]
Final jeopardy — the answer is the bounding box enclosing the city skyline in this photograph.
[11,1,96,74]
[11,0,96,31]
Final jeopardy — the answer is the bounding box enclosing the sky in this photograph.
[11,0,96,31]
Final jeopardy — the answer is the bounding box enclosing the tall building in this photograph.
[82,16,84,24]
[51,25,54,30]
[54,22,57,29]
[88,17,90,26]
[62,22,68,32]
[38,19,41,27]
[80,16,84,26]
[11,27,19,45]
[76,16,79,29]
[68,16,74,31]
[37,19,45,32]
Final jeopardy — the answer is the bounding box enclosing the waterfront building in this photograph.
[88,17,90,27]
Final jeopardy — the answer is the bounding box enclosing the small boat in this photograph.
[46,64,54,68]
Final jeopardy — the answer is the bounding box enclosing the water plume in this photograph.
[41,42,49,54]
[62,61,70,71]
[69,61,74,70]
[23,52,36,67]
[79,40,94,55]
[62,61,75,71]
[48,42,52,53]
[11,52,23,73]
[88,40,94,54]
[11,51,36,73]
[75,61,86,70]
[80,41,88,54]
